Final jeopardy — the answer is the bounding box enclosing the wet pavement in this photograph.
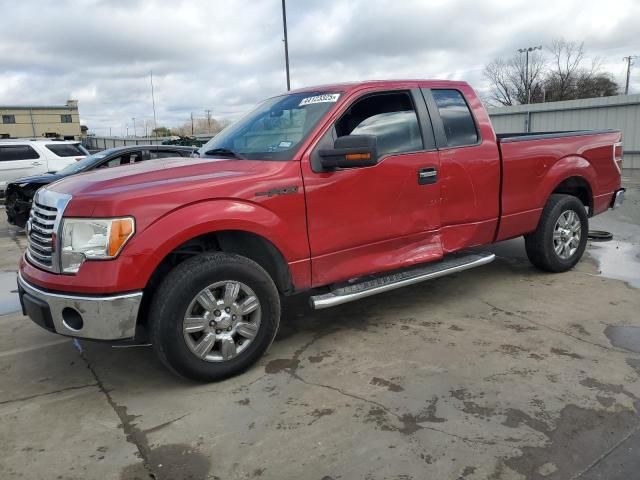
[0,172,639,480]
[0,271,20,316]
[604,326,640,354]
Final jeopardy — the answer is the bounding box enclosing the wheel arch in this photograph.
[550,175,594,214]
[137,229,294,327]
[542,155,596,214]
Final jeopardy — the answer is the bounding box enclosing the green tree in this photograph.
[152,126,173,137]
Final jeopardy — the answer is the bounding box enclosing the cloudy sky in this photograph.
[0,0,638,135]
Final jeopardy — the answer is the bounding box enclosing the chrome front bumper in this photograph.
[17,272,142,340]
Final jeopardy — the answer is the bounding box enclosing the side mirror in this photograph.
[318,135,378,170]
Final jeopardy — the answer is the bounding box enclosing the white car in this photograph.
[0,140,88,197]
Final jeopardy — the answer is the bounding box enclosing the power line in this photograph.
[623,56,637,95]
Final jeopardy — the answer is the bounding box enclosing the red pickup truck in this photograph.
[17,80,625,381]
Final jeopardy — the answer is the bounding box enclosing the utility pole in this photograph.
[150,71,158,135]
[281,0,291,90]
[190,112,194,135]
[623,56,637,95]
[132,117,136,137]
[518,45,542,105]
[205,109,212,134]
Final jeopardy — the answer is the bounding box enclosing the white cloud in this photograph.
[0,0,638,134]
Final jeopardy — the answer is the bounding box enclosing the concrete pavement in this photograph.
[1,173,639,480]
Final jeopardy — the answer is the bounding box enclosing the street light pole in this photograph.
[205,109,212,134]
[132,117,136,137]
[517,45,542,104]
[623,56,637,95]
[281,0,291,90]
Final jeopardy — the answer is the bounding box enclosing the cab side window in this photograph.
[431,89,478,147]
[100,151,142,168]
[0,145,40,161]
[335,92,423,158]
[102,155,127,168]
[149,150,182,159]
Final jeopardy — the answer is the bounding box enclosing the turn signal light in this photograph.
[345,153,371,161]
[108,218,135,256]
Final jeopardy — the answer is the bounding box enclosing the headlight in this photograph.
[60,217,135,273]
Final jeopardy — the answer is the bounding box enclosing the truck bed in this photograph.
[495,129,622,241]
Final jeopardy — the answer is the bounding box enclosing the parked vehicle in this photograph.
[17,80,625,381]
[162,135,213,148]
[5,145,196,228]
[0,140,88,197]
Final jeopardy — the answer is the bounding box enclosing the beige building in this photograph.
[0,100,81,140]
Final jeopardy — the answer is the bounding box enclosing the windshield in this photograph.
[57,150,111,175]
[199,92,341,160]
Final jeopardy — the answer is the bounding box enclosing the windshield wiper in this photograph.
[204,148,245,159]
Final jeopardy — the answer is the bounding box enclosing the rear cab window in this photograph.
[0,145,40,161]
[430,89,479,147]
[45,143,89,157]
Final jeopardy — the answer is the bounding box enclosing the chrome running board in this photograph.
[310,251,495,310]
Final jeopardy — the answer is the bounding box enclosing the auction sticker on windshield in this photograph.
[299,93,340,106]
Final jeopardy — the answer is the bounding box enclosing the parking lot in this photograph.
[0,173,639,480]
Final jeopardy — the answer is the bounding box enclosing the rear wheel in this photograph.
[149,252,280,381]
[524,194,588,272]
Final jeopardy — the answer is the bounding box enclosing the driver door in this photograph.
[302,89,442,286]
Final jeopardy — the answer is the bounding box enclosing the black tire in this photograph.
[149,252,280,381]
[524,194,589,273]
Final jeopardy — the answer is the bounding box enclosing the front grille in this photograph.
[26,189,71,273]
[27,202,57,267]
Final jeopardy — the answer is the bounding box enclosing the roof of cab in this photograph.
[288,79,471,94]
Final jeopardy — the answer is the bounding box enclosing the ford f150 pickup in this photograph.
[17,80,625,381]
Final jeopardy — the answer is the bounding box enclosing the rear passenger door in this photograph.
[0,145,47,192]
[421,87,501,250]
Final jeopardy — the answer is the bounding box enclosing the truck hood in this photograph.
[46,156,294,220]
[48,157,248,196]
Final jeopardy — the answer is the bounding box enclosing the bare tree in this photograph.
[484,39,621,105]
[544,40,586,101]
[484,58,516,106]
[483,51,545,106]
[173,117,228,136]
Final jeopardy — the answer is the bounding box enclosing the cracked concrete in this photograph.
[0,172,639,479]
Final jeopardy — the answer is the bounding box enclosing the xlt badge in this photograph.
[255,186,299,197]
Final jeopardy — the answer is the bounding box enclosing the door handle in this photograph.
[31,161,43,166]
[418,167,437,185]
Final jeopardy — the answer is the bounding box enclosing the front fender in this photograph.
[121,198,309,287]
[20,198,310,295]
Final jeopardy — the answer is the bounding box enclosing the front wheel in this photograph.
[149,252,280,381]
[524,194,588,272]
